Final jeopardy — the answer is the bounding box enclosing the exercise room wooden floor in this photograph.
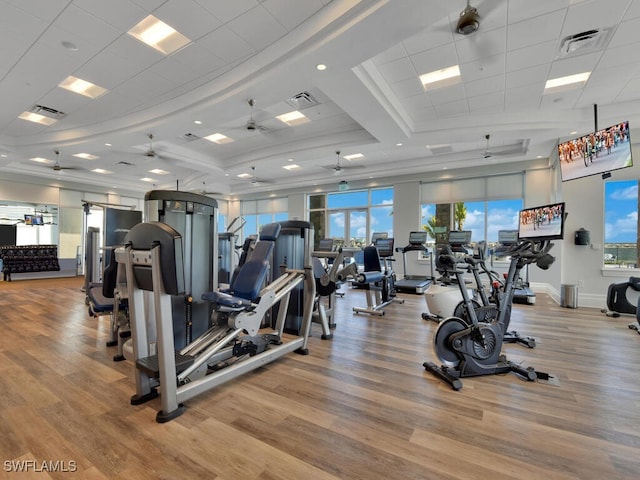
[1,277,639,479]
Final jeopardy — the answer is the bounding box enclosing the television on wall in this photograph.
[518,202,565,241]
[24,214,44,226]
[559,121,632,182]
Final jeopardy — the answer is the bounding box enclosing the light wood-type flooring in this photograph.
[0,276,639,479]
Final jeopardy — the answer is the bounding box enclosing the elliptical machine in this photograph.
[423,239,555,390]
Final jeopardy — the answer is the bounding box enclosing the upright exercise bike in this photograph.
[423,239,555,390]
[452,244,536,348]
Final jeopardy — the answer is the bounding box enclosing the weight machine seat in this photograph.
[203,222,281,311]
[87,249,127,315]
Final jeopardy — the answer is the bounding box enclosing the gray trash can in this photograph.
[560,284,578,308]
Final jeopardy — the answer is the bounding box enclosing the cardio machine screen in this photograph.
[448,230,472,245]
[409,231,427,244]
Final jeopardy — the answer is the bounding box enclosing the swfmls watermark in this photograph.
[4,459,78,473]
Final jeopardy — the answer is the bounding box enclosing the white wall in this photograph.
[558,144,640,307]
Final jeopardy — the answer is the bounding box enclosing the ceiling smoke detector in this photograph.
[456,1,480,35]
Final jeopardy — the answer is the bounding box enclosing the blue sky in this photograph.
[605,179,638,243]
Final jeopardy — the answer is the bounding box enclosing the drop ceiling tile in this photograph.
[539,88,581,109]
[623,0,640,19]
[193,0,258,24]
[262,0,325,31]
[608,16,640,48]
[427,83,466,106]
[561,0,629,38]
[227,5,288,51]
[409,43,458,75]
[504,84,542,111]
[507,10,565,52]
[507,0,570,24]
[400,92,431,111]
[390,77,425,99]
[154,0,222,40]
[454,27,507,65]
[74,0,147,31]
[547,51,602,79]
[459,53,505,83]
[199,25,256,63]
[110,70,177,104]
[3,0,69,23]
[434,98,469,118]
[615,76,640,101]
[377,57,417,84]
[468,91,504,112]
[169,43,227,78]
[506,39,557,73]
[410,105,438,123]
[76,48,150,89]
[465,74,505,98]
[55,4,122,49]
[374,43,410,65]
[401,20,454,56]
[506,64,550,89]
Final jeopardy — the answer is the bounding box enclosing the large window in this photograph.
[308,187,393,248]
[240,198,288,240]
[604,179,638,268]
[421,199,523,252]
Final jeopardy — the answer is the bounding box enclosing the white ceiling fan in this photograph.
[245,166,273,185]
[49,149,80,172]
[244,99,268,132]
[482,134,528,159]
[322,150,366,175]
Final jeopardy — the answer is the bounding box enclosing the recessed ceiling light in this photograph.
[419,65,461,90]
[288,158,293,162]
[73,153,99,160]
[127,15,191,55]
[224,173,230,177]
[30,157,53,164]
[344,153,364,161]
[276,110,310,126]
[569,131,578,135]
[544,72,590,93]
[237,173,252,179]
[396,143,403,146]
[105,143,112,147]
[149,168,169,175]
[204,133,234,144]
[61,41,79,51]
[59,76,108,99]
[0,154,7,158]
[316,64,327,71]
[283,164,300,170]
[92,168,112,174]
[194,120,202,125]
[19,112,57,126]
[140,177,156,182]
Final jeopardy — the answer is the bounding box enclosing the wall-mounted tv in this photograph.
[24,214,44,226]
[518,202,565,241]
[559,121,632,182]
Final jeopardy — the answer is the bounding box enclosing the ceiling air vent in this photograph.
[182,132,199,141]
[558,28,612,57]
[287,91,318,110]
[28,104,66,120]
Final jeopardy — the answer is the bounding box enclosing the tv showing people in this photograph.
[518,202,565,241]
[559,121,632,182]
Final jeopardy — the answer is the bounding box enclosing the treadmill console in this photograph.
[447,230,472,253]
[375,238,395,258]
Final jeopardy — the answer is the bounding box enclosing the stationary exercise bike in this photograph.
[452,243,536,348]
[423,239,555,390]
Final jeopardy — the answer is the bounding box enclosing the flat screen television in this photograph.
[559,121,632,182]
[24,214,44,226]
[518,202,565,241]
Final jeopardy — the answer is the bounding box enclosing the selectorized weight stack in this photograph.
[144,190,218,349]
[271,220,313,334]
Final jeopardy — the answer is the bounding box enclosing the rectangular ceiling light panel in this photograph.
[276,110,310,126]
[419,65,461,90]
[128,15,191,55]
[59,76,108,98]
[544,72,591,93]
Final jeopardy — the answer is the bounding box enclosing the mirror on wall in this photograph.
[0,201,59,246]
